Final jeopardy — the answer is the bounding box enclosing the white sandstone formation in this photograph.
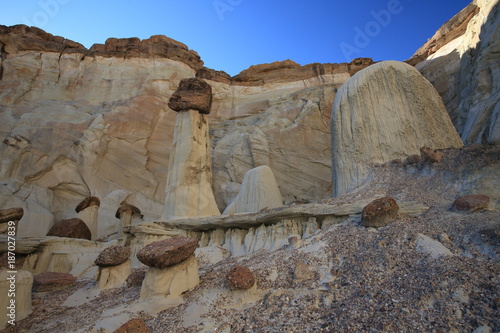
[76,197,100,241]
[223,165,283,215]
[414,0,500,144]
[97,260,132,290]
[0,269,33,329]
[331,60,463,196]
[162,110,220,219]
[140,256,199,300]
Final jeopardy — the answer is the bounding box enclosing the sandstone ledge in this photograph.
[126,200,428,233]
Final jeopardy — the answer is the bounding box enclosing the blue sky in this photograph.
[1,0,472,76]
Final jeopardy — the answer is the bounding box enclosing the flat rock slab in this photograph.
[95,246,132,267]
[33,272,76,292]
[137,237,198,268]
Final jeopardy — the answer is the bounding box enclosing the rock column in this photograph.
[76,196,100,241]
[162,78,220,219]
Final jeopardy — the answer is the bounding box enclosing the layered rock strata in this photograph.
[330,61,463,196]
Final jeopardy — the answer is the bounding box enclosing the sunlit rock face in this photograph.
[330,61,463,196]
[411,0,500,144]
[0,26,369,237]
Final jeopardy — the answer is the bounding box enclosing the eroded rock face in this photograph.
[46,218,92,240]
[331,61,463,196]
[414,0,500,144]
[168,78,212,114]
[139,255,199,300]
[137,237,198,268]
[223,165,283,215]
[362,197,400,228]
[162,110,220,219]
[94,246,131,267]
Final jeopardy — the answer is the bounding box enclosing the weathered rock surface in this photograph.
[139,255,199,300]
[97,260,132,290]
[168,78,212,114]
[137,237,198,268]
[226,265,255,290]
[32,272,76,292]
[46,218,92,240]
[114,319,149,333]
[94,246,131,267]
[331,60,463,196]
[223,165,283,215]
[414,0,500,144]
[452,194,490,213]
[361,197,400,228]
[162,109,220,219]
[0,207,23,223]
[0,269,32,329]
[0,25,203,71]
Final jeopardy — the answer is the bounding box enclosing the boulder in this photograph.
[452,194,490,213]
[94,246,131,267]
[126,267,148,287]
[361,197,400,228]
[137,237,198,268]
[168,78,212,114]
[32,272,76,292]
[0,207,23,223]
[331,61,463,196]
[420,147,443,163]
[223,165,283,215]
[227,265,255,290]
[46,218,92,240]
[114,319,149,333]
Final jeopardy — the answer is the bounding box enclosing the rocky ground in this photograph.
[1,145,499,333]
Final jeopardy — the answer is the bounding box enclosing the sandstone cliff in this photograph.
[412,0,500,144]
[0,25,372,238]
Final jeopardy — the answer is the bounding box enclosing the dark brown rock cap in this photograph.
[227,265,255,290]
[137,236,198,269]
[168,78,212,114]
[46,218,92,240]
[362,197,400,228]
[0,207,24,223]
[95,246,131,267]
[75,196,100,213]
[33,272,76,292]
[452,194,490,213]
